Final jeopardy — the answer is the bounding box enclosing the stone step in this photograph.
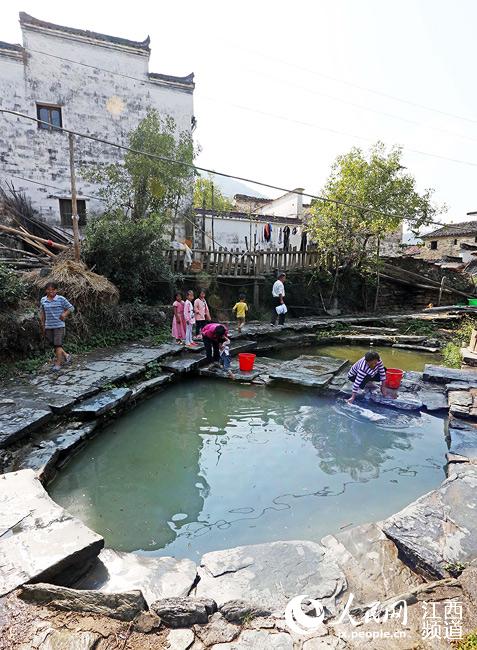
[424,365,477,384]
[70,388,132,419]
[0,407,52,449]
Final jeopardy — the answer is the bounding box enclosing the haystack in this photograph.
[26,259,119,308]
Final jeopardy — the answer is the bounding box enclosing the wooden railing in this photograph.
[166,248,334,277]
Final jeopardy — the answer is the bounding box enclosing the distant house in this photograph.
[0,12,194,234]
[420,220,477,261]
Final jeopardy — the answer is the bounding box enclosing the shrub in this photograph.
[0,264,27,307]
[83,211,178,300]
[442,316,477,368]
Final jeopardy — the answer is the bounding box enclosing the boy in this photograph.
[347,351,387,405]
[219,341,233,378]
[232,294,248,333]
[40,282,74,372]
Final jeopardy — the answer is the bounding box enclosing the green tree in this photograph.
[84,111,196,221]
[307,142,445,269]
[193,175,233,211]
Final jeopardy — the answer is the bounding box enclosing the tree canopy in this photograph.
[193,175,234,211]
[307,142,446,268]
[84,111,196,221]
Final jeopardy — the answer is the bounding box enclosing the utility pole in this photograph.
[201,195,206,250]
[68,133,81,262]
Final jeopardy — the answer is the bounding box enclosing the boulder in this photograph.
[20,582,146,620]
[33,628,100,650]
[0,469,103,595]
[75,548,197,606]
[166,628,195,650]
[382,464,477,579]
[196,540,346,615]
[151,597,217,627]
[71,387,132,419]
[194,612,240,645]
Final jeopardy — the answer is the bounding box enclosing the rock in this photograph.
[393,344,439,353]
[210,629,293,649]
[76,548,197,607]
[459,566,477,602]
[71,387,132,419]
[0,469,103,596]
[382,464,477,579]
[37,629,100,650]
[130,373,172,399]
[369,392,422,411]
[196,541,346,615]
[448,391,473,407]
[321,522,422,607]
[419,390,448,411]
[20,583,146,621]
[166,628,196,650]
[151,597,217,628]
[194,612,240,645]
[0,407,52,448]
[448,426,477,460]
[302,636,347,649]
[133,610,162,633]
[268,369,334,389]
[220,600,272,623]
[161,356,203,374]
[424,364,477,384]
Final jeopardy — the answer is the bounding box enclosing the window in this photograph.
[454,239,458,245]
[59,199,87,227]
[37,104,62,130]
[430,240,438,250]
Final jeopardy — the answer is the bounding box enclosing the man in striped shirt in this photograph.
[347,351,386,404]
[40,282,74,372]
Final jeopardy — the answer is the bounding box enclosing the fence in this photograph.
[166,248,335,277]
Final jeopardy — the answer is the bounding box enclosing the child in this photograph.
[171,292,186,344]
[202,323,230,364]
[40,282,74,372]
[347,351,387,404]
[194,289,211,338]
[184,290,198,348]
[232,294,248,333]
[219,341,233,378]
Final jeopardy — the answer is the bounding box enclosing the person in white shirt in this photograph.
[271,272,286,325]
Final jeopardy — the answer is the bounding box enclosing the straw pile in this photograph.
[26,259,119,308]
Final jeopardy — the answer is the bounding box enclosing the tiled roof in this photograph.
[195,208,303,225]
[234,194,272,203]
[421,220,477,239]
[19,12,151,52]
[148,72,194,89]
[0,40,23,52]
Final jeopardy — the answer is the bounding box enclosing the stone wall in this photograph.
[0,15,194,235]
[419,235,477,261]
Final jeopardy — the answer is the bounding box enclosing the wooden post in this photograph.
[68,133,81,262]
[438,276,446,306]
[201,197,206,250]
[211,184,215,251]
[253,279,260,309]
[373,237,381,312]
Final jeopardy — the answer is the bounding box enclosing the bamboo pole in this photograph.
[68,132,81,262]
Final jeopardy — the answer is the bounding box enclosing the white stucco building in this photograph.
[0,12,194,230]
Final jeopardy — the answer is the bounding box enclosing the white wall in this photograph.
[203,214,304,251]
[0,19,194,232]
[258,189,303,219]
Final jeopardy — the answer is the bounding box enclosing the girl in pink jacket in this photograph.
[194,289,211,338]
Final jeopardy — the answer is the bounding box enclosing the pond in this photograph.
[50,376,447,562]
[275,344,439,372]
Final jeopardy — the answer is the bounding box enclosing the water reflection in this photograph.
[50,380,446,559]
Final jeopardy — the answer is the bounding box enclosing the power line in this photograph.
[1,107,442,225]
[201,96,477,170]
[26,46,477,148]
[223,41,477,126]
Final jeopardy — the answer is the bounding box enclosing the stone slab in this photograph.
[369,392,423,411]
[0,469,103,595]
[448,426,477,460]
[161,355,203,374]
[20,582,146,621]
[418,390,448,411]
[71,387,132,419]
[196,540,346,615]
[0,407,52,448]
[392,344,439,353]
[130,373,172,399]
[423,364,477,384]
[268,369,334,389]
[320,522,422,607]
[75,548,197,606]
[100,343,181,365]
[382,464,477,579]
[210,629,293,649]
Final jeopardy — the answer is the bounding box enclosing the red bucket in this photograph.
[386,368,404,389]
[238,353,256,372]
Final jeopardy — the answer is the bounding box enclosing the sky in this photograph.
[2,0,477,228]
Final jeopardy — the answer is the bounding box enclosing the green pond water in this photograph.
[275,344,440,371]
[50,377,447,562]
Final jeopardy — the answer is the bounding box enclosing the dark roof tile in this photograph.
[19,12,150,52]
[148,72,194,89]
[421,220,477,239]
[0,40,23,52]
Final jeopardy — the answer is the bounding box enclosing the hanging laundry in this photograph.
[278,228,283,245]
[292,226,297,235]
[300,230,308,252]
[283,225,290,251]
[264,223,272,242]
